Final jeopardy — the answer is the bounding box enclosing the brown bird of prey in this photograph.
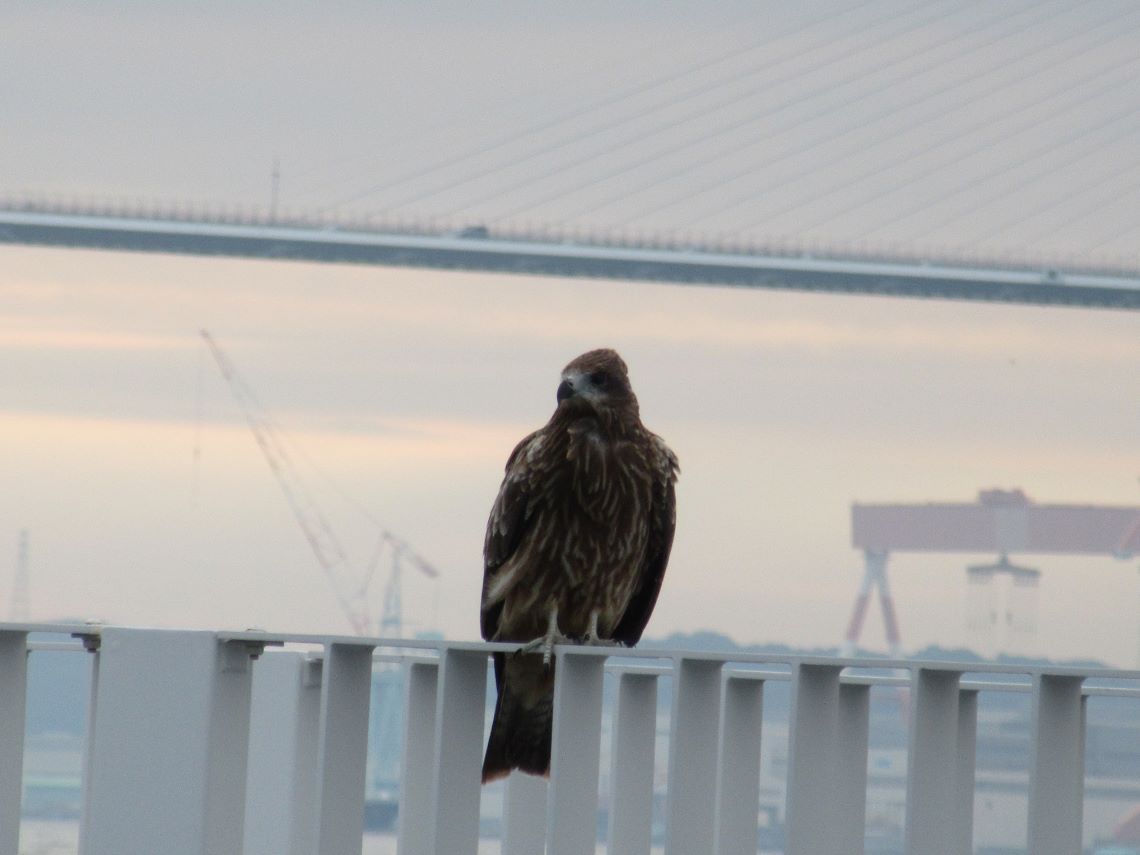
[480,348,679,782]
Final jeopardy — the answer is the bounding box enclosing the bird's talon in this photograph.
[517,631,570,666]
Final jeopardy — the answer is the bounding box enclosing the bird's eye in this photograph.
[589,371,608,386]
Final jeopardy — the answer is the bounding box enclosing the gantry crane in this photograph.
[200,329,438,638]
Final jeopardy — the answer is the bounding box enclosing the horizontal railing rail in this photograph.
[1,621,1137,855]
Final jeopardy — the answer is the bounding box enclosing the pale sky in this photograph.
[2,244,1137,664]
[6,2,1140,266]
[2,2,1138,664]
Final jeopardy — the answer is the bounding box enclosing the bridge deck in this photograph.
[2,208,1138,310]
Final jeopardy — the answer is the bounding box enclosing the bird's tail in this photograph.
[481,653,554,784]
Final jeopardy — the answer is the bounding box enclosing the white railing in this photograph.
[1,622,1137,855]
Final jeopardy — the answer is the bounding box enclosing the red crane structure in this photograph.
[841,489,1140,656]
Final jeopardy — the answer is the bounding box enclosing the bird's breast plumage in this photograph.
[486,419,660,641]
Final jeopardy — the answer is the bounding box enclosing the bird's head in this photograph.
[555,348,640,424]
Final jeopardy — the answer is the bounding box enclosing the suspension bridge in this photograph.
[6,2,1140,310]
[1,202,1138,311]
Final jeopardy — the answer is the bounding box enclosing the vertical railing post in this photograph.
[835,682,870,854]
[81,628,257,855]
[429,648,488,855]
[80,632,101,850]
[398,660,439,855]
[954,689,978,855]
[0,630,28,855]
[714,674,764,855]
[243,651,322,855]
[904,668,961,855]
[313,641,375,855]
[785,663,842,855]
[503,772,548,855]
[664,657,723,855]
[204,640,259,855]
[547,649,606,855]
[1027,674,1085,855]
[608,671,659,855]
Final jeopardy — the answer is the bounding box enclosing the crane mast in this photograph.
[200,329,437,637]
[9,530,29,622]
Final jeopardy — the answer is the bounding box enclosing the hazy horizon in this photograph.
[3,2,1138,666]
[3,242,1137,666]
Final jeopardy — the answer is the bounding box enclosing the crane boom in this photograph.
[200,329,437,636]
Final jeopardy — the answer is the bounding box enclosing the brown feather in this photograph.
[480,348,679,781]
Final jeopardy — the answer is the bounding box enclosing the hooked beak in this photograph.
[556,379,575,403]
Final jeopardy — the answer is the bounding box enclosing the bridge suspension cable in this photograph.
[612,0,1095,231]
[751,11,1140,238]
[316,3,858,214]
[850,64,1140,241]
[702,2,1140,237]
[235,6,772,204]
[533,0,1054,228]
[917,103,1140,250]
[425,0,944,222]
[1008,158,1140,252]
[470,1,979,226]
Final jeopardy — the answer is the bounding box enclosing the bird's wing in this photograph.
[612,439,679,646]
[480,430,540,641]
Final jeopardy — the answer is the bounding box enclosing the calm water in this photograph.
[18,822,77,855]
[19,824,430,855]
[18,821,667,855]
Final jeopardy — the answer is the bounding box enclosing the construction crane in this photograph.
[200,329,439,638]
[8,530,29,622]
